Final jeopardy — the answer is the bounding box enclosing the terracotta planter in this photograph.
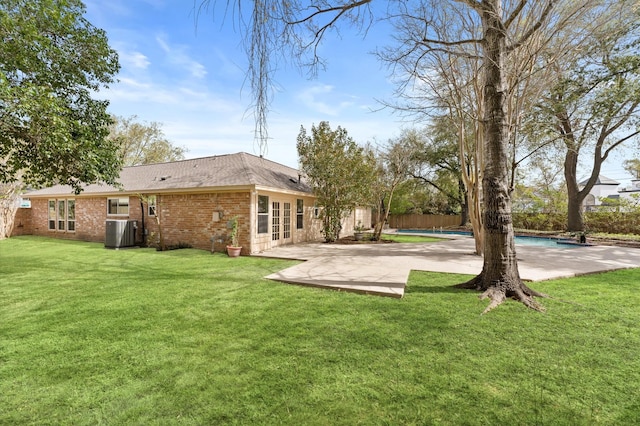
[226,246,242,257]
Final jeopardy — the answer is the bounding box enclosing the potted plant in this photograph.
[226,216,242,257]
[354,220,366,241]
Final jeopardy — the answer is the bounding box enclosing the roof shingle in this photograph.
[578,175,620,186]
[26,152,311,197]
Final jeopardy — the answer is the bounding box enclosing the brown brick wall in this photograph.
[154,192,251,254]
[77,197,108,242]
[15,196,144,244]
[12,190,322,255]
[11,206,32,236]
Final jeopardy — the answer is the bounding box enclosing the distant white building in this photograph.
[580,175,620,211]
[618,179,640,205]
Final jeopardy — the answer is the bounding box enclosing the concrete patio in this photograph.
[253,234,640,297]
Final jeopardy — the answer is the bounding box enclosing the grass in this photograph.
[589,232,640,241]
[1,236,639,425]
[380,233,443,243]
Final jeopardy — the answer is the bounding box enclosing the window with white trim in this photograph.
[272,201,280,241]
[257,195,269,234]
[296,199,304,229]
[48,199,75,232]
[283,202,291,239]
[57,200,65,230]
[107,197,129,215]
[48,200,56,230]
[67,200,75,232]
[147,195,157,216]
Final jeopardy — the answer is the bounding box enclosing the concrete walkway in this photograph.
[254,234,640,298]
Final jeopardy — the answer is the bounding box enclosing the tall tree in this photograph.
[0,182,21,238]
[370,133,414,241]
[297,122,376,243]
[533,2,640,232]
[0,0,120,239]
[408,122,467,227]
[386,1,586,255]
[201,0,596,312]
[384,17,486,254]
[109,115,188,166]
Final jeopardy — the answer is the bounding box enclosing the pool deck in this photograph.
[254,232,640,298]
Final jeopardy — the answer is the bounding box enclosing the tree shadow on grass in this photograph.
[406,284,469,294]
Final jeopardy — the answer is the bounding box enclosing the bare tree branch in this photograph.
[506,1,554,52]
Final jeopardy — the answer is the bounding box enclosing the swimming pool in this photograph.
[397,229,582,249]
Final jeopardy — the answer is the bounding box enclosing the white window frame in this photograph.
[147,195,157,217]
[48,199,76,232]
[296,199,304,230]
[272,201,280,241]
[57,199,66,231]
[48,200,56,230]
[283,202,291,239]
[107,197,129,216]
[257,195,269,234]
[67,199,75,232]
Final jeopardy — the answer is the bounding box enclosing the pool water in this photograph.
[398,229,582,249]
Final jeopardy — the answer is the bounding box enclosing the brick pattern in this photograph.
[11,207,32,236]
[23,197,113,242]
[13,191,369,254]
[154,192,251,254]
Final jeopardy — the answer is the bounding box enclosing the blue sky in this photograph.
[84,0,403,169]
[84,0,635,184]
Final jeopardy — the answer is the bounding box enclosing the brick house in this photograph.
[13,152,371,254]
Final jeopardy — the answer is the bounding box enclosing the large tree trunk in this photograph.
[567,191,584,231]
[456,1,546,313]
[466,179,484,255]
[564,143,585,232]
[0,182,21,240]
[458,114,484,255]
[458,179,470,226]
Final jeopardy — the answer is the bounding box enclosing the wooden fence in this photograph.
[388,214,462,229]
[389,212,640,234]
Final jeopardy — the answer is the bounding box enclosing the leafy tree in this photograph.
[297,122,376,242]
[370,133,414,241]
[0,0,120,239]
[531,3,640,232]
[0,182,21,238]
[406,124,466,223]
[623,159,640,180]
[0,0,120,190]
[201,0,600,312]
[109,115,188,166]
[389,179,460,215]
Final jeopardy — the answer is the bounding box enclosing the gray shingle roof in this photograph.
[578,175,619,186]
[26,152,312,197]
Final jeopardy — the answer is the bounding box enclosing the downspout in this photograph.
[140,199,146,246]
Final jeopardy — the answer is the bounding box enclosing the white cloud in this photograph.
[296,84,356,116]
[105,78,238,114]
[117,77,151,89]
[119,50,150,69]
[84,1,405,169]
[155,34,207,79]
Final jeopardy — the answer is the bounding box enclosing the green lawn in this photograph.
[380,233,443,243]
[1,236,639,425]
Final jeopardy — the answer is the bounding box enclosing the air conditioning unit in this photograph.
[105,219,137,249]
